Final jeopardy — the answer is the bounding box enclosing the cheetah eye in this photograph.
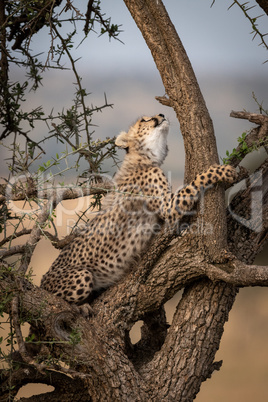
[140,117,152,123]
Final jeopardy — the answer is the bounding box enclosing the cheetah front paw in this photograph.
[222,165,238,183]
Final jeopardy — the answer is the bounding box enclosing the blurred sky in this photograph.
[2,0,267,184]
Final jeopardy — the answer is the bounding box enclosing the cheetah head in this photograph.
[115,114,169,165]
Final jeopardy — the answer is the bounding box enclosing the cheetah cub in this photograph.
[41,114,237,314]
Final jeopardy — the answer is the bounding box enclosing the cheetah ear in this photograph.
[115,131,129,148]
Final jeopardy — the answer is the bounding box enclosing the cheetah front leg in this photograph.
[163,164,237,224]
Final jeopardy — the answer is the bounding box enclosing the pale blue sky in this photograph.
[84,0,267,73]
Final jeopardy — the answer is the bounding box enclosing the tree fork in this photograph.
[141,280,238,401]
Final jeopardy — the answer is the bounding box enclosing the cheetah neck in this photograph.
[115,153,160,181]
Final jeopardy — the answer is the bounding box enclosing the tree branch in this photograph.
[0,179,112,204]
[229,110,268,166]
[0,350,90,401]
[230,111,268,125]
[92,230,268,334]
[205,259,268,286]
[0,228,32,247]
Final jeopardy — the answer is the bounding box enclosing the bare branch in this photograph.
[0,228,32,247]
[0,180,112,203]
[0,244,27,258]
[155,95,172,107]
[230,110,268,125]
[226,111,268,166]
[0,198,56,271]
[228,0,268,58]
[41,230,76,249]
[205,259,268,286]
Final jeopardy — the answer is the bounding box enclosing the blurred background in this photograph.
[1,0,268,400]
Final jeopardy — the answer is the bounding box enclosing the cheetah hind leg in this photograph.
[51,267,95,318]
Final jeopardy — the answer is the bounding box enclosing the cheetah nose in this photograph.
[159,114,165,118]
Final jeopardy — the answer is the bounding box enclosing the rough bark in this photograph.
[141,281,237,401]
